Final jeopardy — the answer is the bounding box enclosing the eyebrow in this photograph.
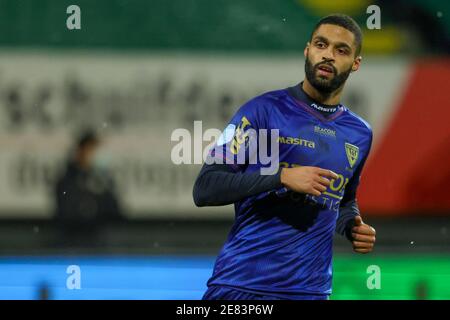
[313,35,353,52]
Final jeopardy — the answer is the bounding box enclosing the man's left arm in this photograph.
[336,142,376,254]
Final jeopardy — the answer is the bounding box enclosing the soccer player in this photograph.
[193,14,376,300]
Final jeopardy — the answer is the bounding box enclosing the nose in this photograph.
[322,47,335,62]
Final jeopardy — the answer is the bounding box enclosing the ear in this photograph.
[304,42,310,58]
[351,56,362,72]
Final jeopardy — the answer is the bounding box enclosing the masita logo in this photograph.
[277,136,315,149]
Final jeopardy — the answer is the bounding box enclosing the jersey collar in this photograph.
[287,82,345,122]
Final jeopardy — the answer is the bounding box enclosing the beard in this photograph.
[304,56,352,94]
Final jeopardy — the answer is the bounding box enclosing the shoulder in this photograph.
[252,89,289,105]
[239,89,288,114]
[342,107,373,139]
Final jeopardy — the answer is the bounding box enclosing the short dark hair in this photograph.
[77,130,100,149]
[311,14,363,57]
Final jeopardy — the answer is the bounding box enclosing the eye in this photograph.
[337,48,349,55]
[315,41,326,49]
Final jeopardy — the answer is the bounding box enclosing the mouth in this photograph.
[316,64,335,76]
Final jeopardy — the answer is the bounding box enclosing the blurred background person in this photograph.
[54,130,123,247]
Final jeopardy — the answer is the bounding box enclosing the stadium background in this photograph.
[0,0,449,299]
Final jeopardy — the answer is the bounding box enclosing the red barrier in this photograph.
[359,58,450,215]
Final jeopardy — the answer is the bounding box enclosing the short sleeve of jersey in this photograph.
[206,96,269,172]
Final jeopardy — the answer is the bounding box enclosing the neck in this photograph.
[302,79,343,106]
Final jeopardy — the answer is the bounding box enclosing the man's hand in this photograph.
[280,166,339,196]
[351,216,376,254]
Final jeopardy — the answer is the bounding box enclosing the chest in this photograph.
[273,114,366,182]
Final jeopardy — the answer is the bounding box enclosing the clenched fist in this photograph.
[280,166,339,197]
[351,216,376,254]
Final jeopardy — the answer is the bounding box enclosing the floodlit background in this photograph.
[0,0,449,300]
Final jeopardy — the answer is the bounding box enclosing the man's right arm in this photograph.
[192,163,283,206]
[192,163,338,207]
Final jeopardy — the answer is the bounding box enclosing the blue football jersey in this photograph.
[206,87,372,298]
